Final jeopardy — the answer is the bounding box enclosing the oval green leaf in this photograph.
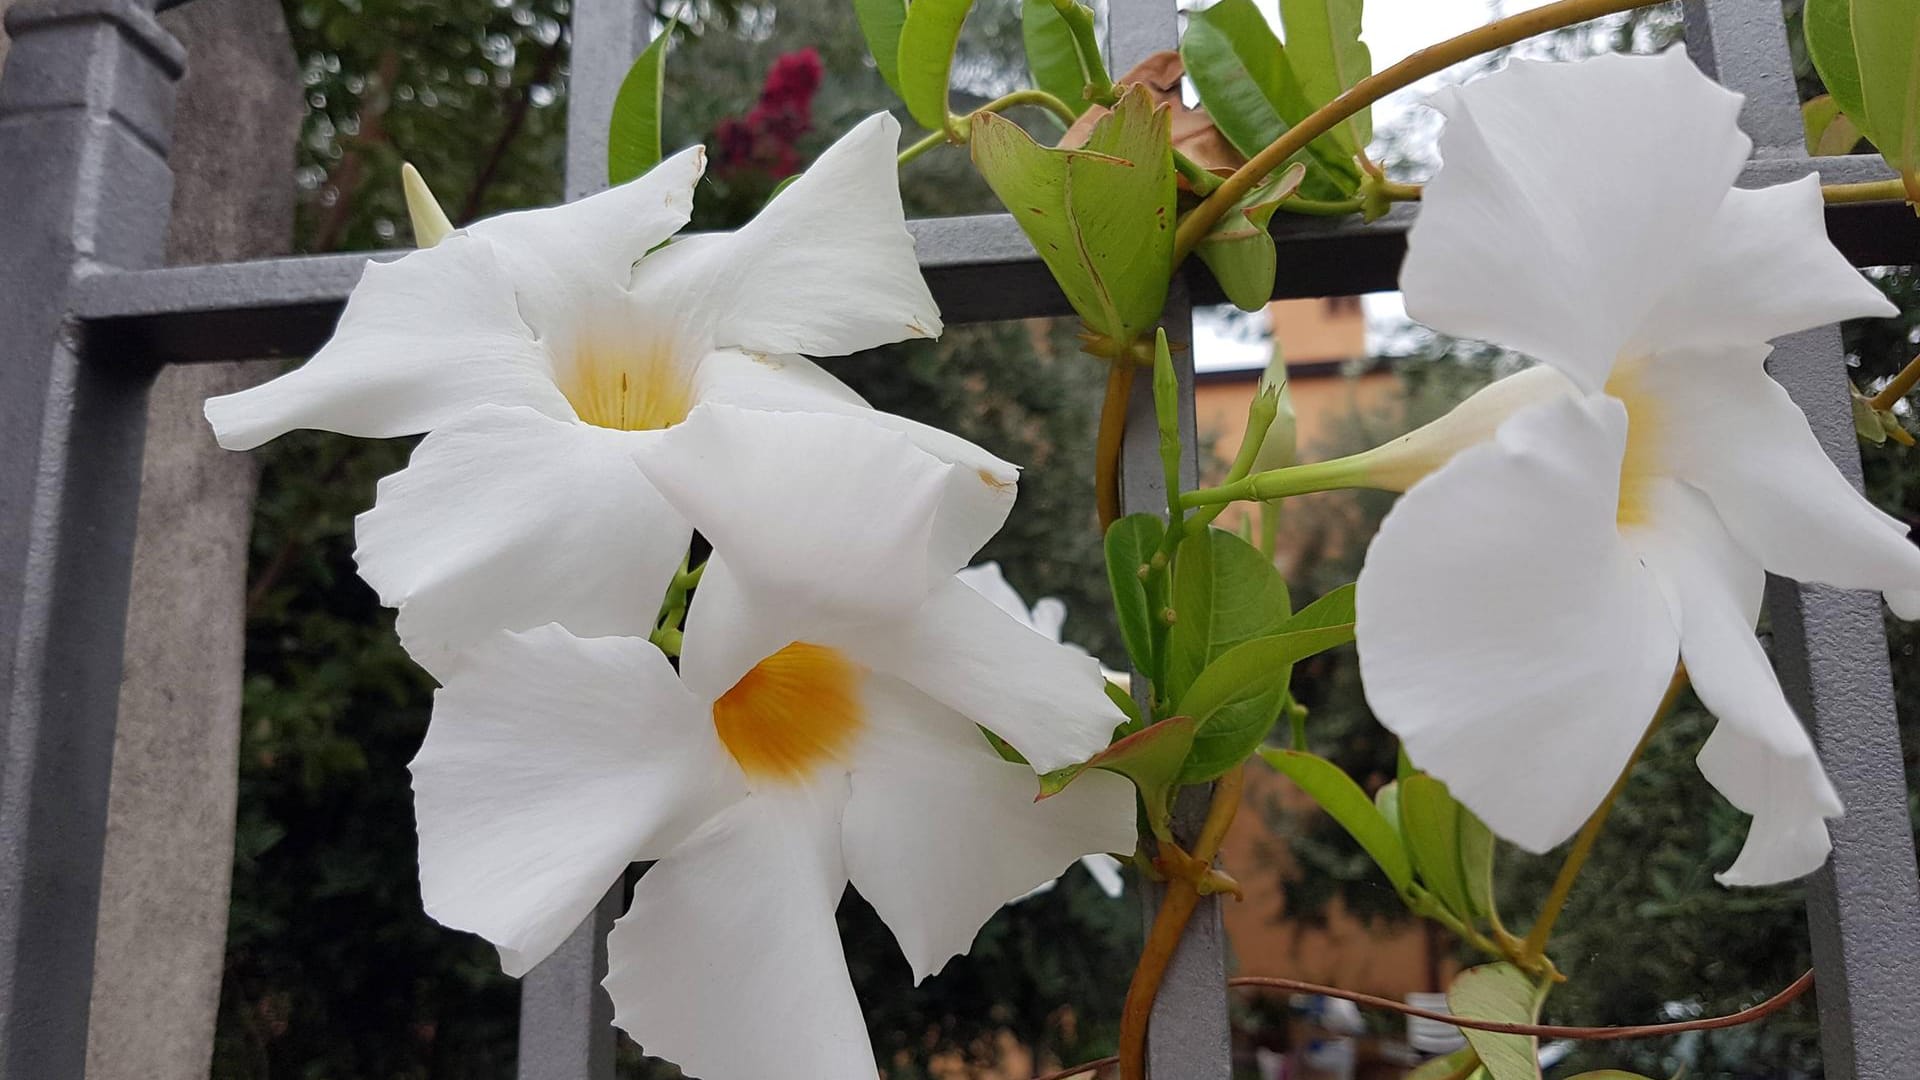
[1400,772,1474,921]
[606,28,673,185]
[1448,962,1546,1080]
[970,86,1175,350]
[1104,513,1166,680]
[1166,526,1292,706]
[1258,748,1413,893]
[855,0,912,100]
[1176,622,1354,782]
[1278,0,1372,151]
[1805,0,1868,136]
[898,0,974,131]
[1022,0,1104,116]
[1849,0,1920,193]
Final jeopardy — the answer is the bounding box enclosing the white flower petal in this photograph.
[956,562,1038,627]
[846,577,1122,773]
[412,627,741,977]
[204,236,565,449]
[693,350,1022,559]
[464,145,705,339]
[1629,346,1920,606]
[354,406,688,679]
[1628,480,1840,885]
[1355,394,1679,853]
[677,554,839,701]
[842,677,1136,982]
[1402,50,1748,393]
[1360,364,1576,491]
[1698,720,1842,886]
[604,784,874,1080]
[629,113,942,358]
[1634,177,1896,352]
[641,404,1013,624]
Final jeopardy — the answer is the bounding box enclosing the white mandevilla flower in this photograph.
[412,406,1134,1080]
[957,561,1128,900]
[1352,50,1918,886]
[203,114,1007,678]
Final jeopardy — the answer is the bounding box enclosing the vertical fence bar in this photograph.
[1682,4,1920,1078]
[513,3,652,1077]
[1107,1,1233,1076]
[0,1,183,1076]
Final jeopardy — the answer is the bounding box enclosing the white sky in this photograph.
[1191,0,1558,371]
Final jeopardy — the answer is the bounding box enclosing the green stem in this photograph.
[900,89,1081,168]
[1049,0,1114,105]
[1870,349,1920,412]
[1822,177,1911,205]
[1520,671,1686,963]
[1277,195,1366,217]
[1182,452,1379,508]
[897,129,946,167]
[1173,0,1672,263]
[1188,386,1278,534]
[1173,149,1224,195]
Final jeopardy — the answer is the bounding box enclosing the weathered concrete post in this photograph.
[81,2,300,1077]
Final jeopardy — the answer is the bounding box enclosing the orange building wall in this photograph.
[1194,299,1456,1016]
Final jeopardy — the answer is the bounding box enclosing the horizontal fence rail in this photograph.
[70,155,1920,367]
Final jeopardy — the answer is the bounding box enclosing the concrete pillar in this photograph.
[82,2,299,1078]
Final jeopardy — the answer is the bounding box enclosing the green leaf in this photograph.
[1448,963,1546,1080]
[1458,804,1496,921]
[606,28,673,185]
[1849,0,1920,191]
[1400,773,1474,921]
[1564,1073,1659,1079]
[1104,513,1166,679]
[1176,623,1354,782]
[1804,94,1865,156]
[855,0,912,100]
[1166,526,1292,707]
[971,85,1175,351]
[1373,779,1402,844]
[1806,0,1868,139]
[1407,1048,1479,1080]
[1179,0,1360,198]
[1278,0,1373,151]
[899,0,974,131]
[1041,715,1196,836]
[1022,0,1104,115]
[1258,748,1413,893]
[1195,162,1306,312]
[1855,383,1891,444]
[1279,581,1355,634]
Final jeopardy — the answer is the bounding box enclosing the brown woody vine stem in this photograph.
[1095,361,1136,529]
[1117,765,1246,1080]
[1229,968,1813,1040]
[1172,0,1672,264]
[1870,350,1920,412]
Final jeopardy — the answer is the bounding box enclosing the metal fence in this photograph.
[2,0,1918,1076]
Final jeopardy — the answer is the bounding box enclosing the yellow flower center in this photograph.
[557,336,694,432]
[711,642,866,783]
[1606,359,1665,528]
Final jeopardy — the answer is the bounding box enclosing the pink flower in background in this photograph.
[713,47,825,180]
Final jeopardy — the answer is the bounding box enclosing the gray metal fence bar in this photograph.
[0,1,182,1077]
[68,152,1920,369]
[1683,3,1920,1078]
[1104,0,1232,1074]
[511,3,656,1078]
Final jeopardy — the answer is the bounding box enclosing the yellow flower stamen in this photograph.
[712,642,865,783]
